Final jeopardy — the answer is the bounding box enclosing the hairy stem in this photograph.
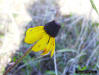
[3,45,33,75]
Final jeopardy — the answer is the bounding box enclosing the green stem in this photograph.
[3,45,33,75]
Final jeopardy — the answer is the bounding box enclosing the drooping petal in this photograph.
[24,26,45,44]
[47,37,53,51]
[41,37,54,55]
[51,38,55,57]
[32,33,49,52]
[40,48,49,55]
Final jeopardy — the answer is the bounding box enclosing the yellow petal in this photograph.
[40,48,49,55]
[24,26,45,44]
[51,38,55,57]
[32,33,49,52]
[41,37,54,55]
[47,37,53,51]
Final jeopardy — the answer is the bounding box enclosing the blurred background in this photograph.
[0,0,99,75]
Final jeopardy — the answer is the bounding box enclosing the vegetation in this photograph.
[0,0,99,75]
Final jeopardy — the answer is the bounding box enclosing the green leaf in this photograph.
[44,71,56,75]
[90,0,99,15]
[78,65,87,71]
[96,41,99,45]
[13,57,17,62]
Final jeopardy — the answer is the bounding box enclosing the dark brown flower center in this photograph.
[44,20,61,37]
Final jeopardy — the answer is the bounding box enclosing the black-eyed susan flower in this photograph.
[24,20,61,57]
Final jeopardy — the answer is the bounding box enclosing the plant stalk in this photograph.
[3,45,33,75]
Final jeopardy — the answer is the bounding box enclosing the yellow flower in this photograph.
[24,20,61,57]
